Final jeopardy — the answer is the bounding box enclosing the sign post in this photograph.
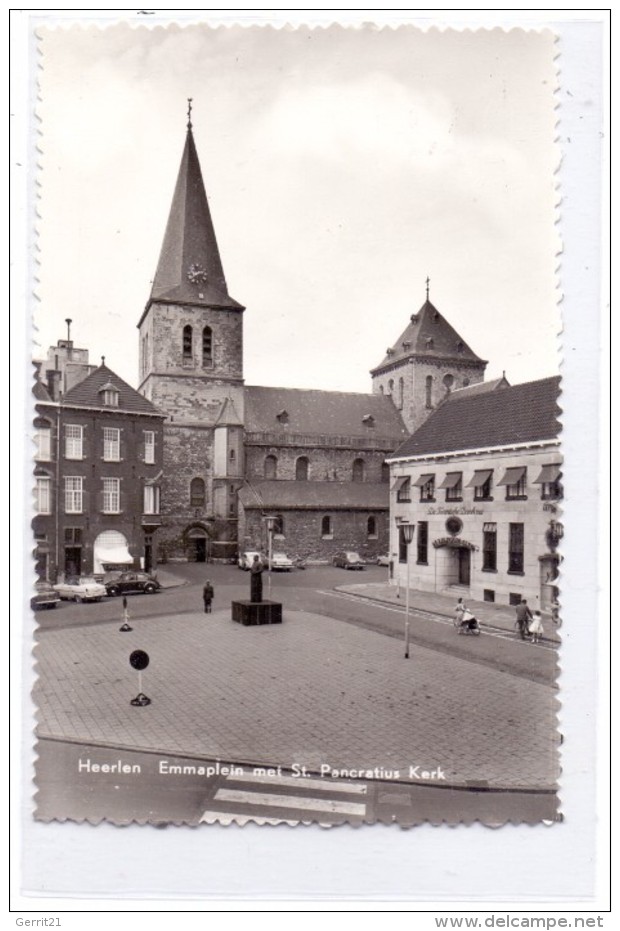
[119,595,132,632]
[401,522,415,659]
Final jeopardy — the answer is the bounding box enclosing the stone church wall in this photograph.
[244,444,393,484]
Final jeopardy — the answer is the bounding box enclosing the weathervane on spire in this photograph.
[187,97,193,130]
[425,276,430,300]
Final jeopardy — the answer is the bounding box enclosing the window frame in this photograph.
[143,485,160,515]
[296,456,309,481]
[65,424,84,460]
[144,431,155,465]
[321,515,333,539]
[367,515,378,539]
[102,477,121,514]
[416,520,428,565]
[202,325,213,367]
[419,477,435,503]
[64,476,83,514]
[102,426,121,462]
[189,477,206,509]
[35,425,52,461]
[445,472,463,502]
[508,522,525,575]
[482,523,497,572]
[35,476,52,514]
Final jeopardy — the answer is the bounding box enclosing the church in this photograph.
[136,112,487,564]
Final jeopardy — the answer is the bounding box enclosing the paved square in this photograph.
[34,608,559,789]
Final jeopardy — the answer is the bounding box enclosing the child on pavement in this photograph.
[529,610,544,643]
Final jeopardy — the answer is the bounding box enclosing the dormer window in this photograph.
[386,348,394,357]
[425,338,434,350]
[402,341,411,351]
[433,312,439,322]
[362,414,375,427]
[99,383,119,407]
[276,409,289,424]
[456,341,464,353]
[410,314,418,324]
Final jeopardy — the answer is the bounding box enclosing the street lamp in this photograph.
[265,515,276,598]
[400,521,415,659]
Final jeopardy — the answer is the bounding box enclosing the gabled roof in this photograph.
[61,364,164,416]
[146,127,243,313]
[390,376,561,460]
[371,298,486,373]
[244,386,407,442]
[238,480,389,511]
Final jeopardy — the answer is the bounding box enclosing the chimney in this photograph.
[46,369,62,401]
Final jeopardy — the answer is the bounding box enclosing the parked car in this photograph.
[238,551,262,570]
[332,551,365,570]
[105,572,161,596]
[270,552,294,571]
[31,581,61,611]
[376,555,390,567]
[53,576,108,603]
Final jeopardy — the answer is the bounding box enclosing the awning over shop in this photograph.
[413,473,435,487]
[93,530,133,573]
[497,466,526,486]
[391,476,410,492]
[467,469,493,488]
[533,464,562,484]
[438,472,462,489]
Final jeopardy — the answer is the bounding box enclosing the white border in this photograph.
[10,8,610,914]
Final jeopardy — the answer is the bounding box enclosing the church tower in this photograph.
[137,104,245,561]
[371,283,487,434]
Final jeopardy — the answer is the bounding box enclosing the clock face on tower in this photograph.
[187,263,208,285]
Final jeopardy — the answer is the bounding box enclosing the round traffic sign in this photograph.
[129,649,150,671]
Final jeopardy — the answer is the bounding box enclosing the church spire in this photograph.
[149,106,242,310]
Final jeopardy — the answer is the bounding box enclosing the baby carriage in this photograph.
[454,607,481,636]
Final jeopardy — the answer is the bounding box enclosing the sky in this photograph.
[35,23,560,393]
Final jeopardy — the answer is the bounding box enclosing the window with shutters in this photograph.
[202,326,213,366]
[103,427,120,462]
[182,325,193,363]
[102,478,121,514]
[64,476,83,513]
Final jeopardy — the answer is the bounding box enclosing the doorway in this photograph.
[458,548,471,585]
[64,546,82,577]
[194,538,207,563]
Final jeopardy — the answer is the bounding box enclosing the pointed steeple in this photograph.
[150,112,242,310]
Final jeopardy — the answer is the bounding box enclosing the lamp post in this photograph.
[401,522,415,659]
[265,515,276,598]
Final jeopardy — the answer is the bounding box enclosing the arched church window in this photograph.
[183,325,193,360]
[189,477,205,508]
[398,377,404,409]
[321,515,333,538]
[388,379,394,395]
[352,458,365,483]
[296,457,309,481]
[379,384,384,394]
[273,514,284,536]
[443,373,454,391]
[425,375,433,409]
[367,516,377,538]
[264,455,277,480]
[381,462,390,483]
[202,326,213,366]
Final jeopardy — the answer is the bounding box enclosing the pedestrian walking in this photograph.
[203,580,214,614]
[529,610,544,643]
[515,599,533,640]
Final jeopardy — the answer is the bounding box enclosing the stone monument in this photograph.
[232,555,283,626]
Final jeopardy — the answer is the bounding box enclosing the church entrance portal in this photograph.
[185,525,213,563]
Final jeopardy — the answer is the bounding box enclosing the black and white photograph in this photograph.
[15,10,607,907]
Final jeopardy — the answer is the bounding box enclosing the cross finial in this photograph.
[187,98,193,130]
[425,276,430,300]
[101,355,105,366]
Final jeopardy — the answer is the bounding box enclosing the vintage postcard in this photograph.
[29,20,565,836]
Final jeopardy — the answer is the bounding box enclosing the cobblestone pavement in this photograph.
[335,582,562,644]
[34,607,559,790]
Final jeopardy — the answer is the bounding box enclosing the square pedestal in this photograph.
[231,600,283,626]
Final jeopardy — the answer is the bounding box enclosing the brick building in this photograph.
[387,377,562,611]
[136,114,487,563]
[33,346,165,581]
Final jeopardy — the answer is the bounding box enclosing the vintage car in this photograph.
[53,576,108,603]
[270,552,294,571]
[31,581,61,611]
[332,551,366,570]
[238,551,262,570]
[376,555,391,567]
[105,571,161,596]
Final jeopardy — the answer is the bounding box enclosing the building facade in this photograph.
[135,115,486,563]
[387,377,562,611]
[33,350,165,580]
